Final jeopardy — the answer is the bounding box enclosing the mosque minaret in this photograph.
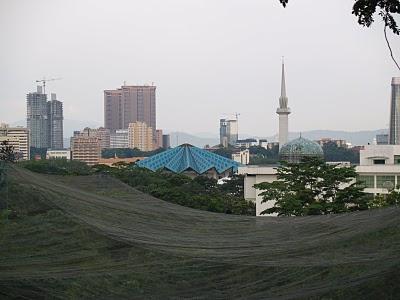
[276,60,291,149]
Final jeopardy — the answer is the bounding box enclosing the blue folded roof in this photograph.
[136,144,239,175]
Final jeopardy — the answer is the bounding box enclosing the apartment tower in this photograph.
[128,122,154,152]
[104,85,156,135]
[27,86,48,148]
[47,93,64,149]
[389,77,400,144]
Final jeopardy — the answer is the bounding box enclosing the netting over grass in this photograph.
[1,165,400,299]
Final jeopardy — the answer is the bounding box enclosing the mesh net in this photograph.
[1,165,400,299]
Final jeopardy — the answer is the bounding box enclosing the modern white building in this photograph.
[232,149,250,165]
[110,129,129,148]
[276,61,290,149]
[235,139,258,149]
[239,144,400,216]
[46,149,71,160]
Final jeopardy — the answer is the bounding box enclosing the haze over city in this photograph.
[1,0,399,136]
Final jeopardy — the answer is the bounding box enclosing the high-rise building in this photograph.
[155,129,163,149]
[0,124,30,160]
[27,86,48,148]
[47,93,64,149]
[128,122,153,151]
[389,77,400,144]
[220,119,238,147]
[162,134,171,149]
[110,129,129,148]
[276,61,291,149]
[104,85,156,136]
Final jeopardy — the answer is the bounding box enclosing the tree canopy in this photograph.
[255,158,369,216]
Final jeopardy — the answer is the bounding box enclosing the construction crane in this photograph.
[222,112,241,121]
[35,77,62,94]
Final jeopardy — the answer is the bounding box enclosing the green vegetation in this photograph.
[19,160,255,216]
[322,141,360,164]
[20,159,92,176]
[102,147,165,158]
[255,158,370,216]
[93,164,254,215]
[1,167,400,299]
[0,140,16,162]
[248,145,279,165]
[29,147,47,160]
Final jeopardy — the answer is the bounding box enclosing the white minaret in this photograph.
[276,60,291,149]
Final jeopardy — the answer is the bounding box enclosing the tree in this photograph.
[254,158,369,216]
[0,141,15,162]
[322,142,360,164]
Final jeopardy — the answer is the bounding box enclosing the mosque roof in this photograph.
[136,144,240,174]
[279,137,324,162]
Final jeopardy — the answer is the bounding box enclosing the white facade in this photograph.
[46,149,71,160]
[232,149,250,165]
[0,124,30,160]
[240,144,400,216]
[110,129,129,148]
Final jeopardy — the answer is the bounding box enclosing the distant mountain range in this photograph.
[168,129,389,148]
[9,119,388,148]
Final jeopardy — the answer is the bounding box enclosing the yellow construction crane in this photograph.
[35,77,62,94]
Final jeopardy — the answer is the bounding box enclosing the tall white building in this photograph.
[276,61,291,149]
[110,129,129,148]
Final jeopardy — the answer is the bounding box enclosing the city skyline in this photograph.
[1,0,400,137]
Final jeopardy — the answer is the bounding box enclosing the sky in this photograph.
[0,0,399,137]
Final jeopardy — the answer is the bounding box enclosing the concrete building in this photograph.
[162,134,171,149]
[71,136,101,166]
[46,149,71,160]
[259,139,268,149]
[128,122,154,151]
[73,127,110,150]
[104,84,156,136]
[232,149,250,165]
[376,134,389,145]
[389,77,400,144]
[47,93,63,149]
[277,62,291,149]
[27,86,48,148]
[220,118,238,147]
[0,124,30,160]
[315,138,347,148]
[155,129,163,149]
[236,138,258,149]
[110,129,129,148]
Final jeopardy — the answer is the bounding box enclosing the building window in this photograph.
[394,155,400,164]
[358,175,375,188]
[376,175,396,189]
[373,159,386,165]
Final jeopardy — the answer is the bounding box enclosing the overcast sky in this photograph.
[1,0,399,137]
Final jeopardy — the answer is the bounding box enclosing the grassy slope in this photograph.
[0,169,399,299]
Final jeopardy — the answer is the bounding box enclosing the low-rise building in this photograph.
[110,129,129,148]
[98,157,146,167]
[232,149,250,165]
[235,138,258,149]
[259,139,268,149]
[0,124,30,160]
[315,138,348,148]
[71,136,101,166]
[46,149,71,160]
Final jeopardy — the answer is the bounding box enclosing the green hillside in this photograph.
[1,166,400,299]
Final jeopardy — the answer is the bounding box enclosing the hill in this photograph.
[168,129,388,148]
[0,166,400,299]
